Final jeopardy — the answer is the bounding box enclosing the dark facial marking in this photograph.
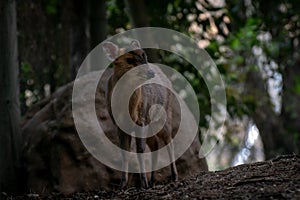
[127,51,147,65]
[126,58,136,65]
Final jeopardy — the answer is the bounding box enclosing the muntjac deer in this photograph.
[103,40,178,189]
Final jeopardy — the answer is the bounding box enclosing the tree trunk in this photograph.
[90,0,107,50]
[89,0,107,72]
[70,0,90,80]
[124,0,159,62]
[244,0,300,158]
[0,0,22,194]
[280,56,300,154]
[245,69,297,159]
[124,0,149,28]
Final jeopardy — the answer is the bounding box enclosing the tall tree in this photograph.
[0,0,22,194]
[90,0,107,50]
[124,0,149,28]
[230,0,300,158]
[249,0,300,158]
[124,0,159,62]
[70,0,90,79]
[89,0,108,72]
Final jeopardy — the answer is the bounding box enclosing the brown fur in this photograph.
[103,41,178,188]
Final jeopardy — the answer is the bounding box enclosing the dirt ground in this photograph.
[6,154,300,199]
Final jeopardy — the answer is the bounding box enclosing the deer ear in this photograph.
[131,40,141,49]
[103,42,119,61]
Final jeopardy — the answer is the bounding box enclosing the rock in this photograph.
[22,69,208,195]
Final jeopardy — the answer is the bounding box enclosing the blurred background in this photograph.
[16,0,299,170]
[1,0,300,179]
[1,0,300,195]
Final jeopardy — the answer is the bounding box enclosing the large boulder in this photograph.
[22,69,208,195]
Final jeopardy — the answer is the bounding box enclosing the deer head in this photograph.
[103,40,153,79]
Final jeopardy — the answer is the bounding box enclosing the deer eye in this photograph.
[126,58,136,65]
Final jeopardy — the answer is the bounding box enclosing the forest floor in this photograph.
[7,154,300,199]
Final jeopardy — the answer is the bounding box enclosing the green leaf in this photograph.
[293,76,300,94]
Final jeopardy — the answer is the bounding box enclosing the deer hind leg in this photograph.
[167,141,178,181]
[163,133,178,182]
[118,128,131,189]
[135,125,148,188]
[147,136,159,187]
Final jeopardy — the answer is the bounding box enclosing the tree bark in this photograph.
[88,0,108,72]
[70,0,90,80]
[90,0,107,50]
[245,69,297,159]
[124,0,149,28]
[0,0,23,194]
[245,0,300,158]
[280,56,300,154]
[124,0,159,62]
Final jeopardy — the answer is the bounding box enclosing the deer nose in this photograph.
[140,59,147,65]
[146,70,155,79]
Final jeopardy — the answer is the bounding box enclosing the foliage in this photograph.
[17,0,300,163]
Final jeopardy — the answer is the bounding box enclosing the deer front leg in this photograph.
[136,131,148,188]
[147,136,159,187]
[118,128,131,189]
